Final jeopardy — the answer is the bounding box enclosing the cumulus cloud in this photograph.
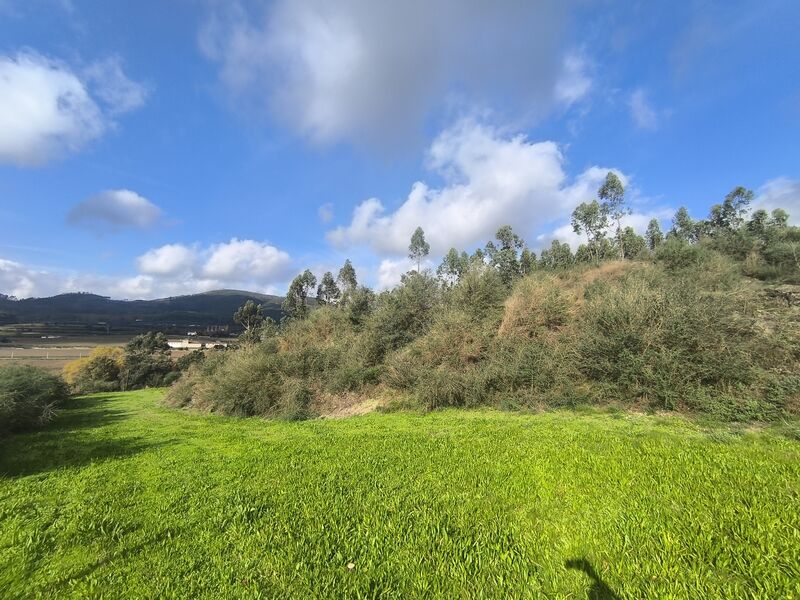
[0,258,57,298]
[200,0,579,148]
[327,119,619,256]
[0,52,104,165]
[0,238,293,300]
[754,177,800,224]
[628,88,661,130]
[375,257,437,291]
[0,52,146,165]
[203,238,292,281]
[137,244,197,276]
[67,189,162,231]
[128,238,293,297]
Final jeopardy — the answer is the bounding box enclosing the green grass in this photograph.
[1,391,799,598]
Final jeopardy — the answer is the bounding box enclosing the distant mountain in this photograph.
[0,289,284,332]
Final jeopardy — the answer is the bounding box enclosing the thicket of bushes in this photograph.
[0,365,69,435]
[165,255,798,422]
[62,332,192,394]
[165,178,799,422]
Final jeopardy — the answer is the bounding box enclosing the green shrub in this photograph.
[575,267,789,414]
[161,371,182,387]
[63,346,124,394]
[0,366,69,434]
[278,378,314,421]
[362,271,440,362]
[164,347,315,420]
[194,348,283,416]
[175,350,205,371]
[121,332,174,390]
[655,237,707,270]
[447,263,506,318]
[163,351,227,409]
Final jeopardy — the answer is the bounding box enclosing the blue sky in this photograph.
[1,0,799,299]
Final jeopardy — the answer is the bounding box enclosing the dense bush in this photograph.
[0,366,69,434]
[163,348,314,420]
[165,256,799,421]
[162,183,799,422]
[122,332,175,389]
[63,346,124,394]
[62,333,182,393]
[576,269,768,412]
[654,237,708,270]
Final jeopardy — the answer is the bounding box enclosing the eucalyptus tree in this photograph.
[645,218,664,251]
[408,226,430,272]
[598,172,629,258]
[571,200,608,261]
[233,300,265,341]
[491,225,525,285]
[670,207,697,242]
[337,259,358,305]
[282,270,317,320]
[316,271,341,305]
[437,247,469,286]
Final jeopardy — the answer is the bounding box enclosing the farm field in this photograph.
[0,347,105,375]
[0,331,129,374]
[1,390,799,599]
[0,335,222,374]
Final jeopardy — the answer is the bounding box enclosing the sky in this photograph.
[1,0,799,299]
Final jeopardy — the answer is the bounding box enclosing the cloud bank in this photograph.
[1,239,293,300]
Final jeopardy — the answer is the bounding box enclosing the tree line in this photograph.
[238,172,796,335]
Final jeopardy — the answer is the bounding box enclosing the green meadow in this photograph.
[1,390,798,599]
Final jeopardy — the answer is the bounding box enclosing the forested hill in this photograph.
[0,289,284,328]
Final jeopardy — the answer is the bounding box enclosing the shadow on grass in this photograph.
[566,558,621,600]
[51,527,181,591]
[0,394,170,478]
[49,394,131,432]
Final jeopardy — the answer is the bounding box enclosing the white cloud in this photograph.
[67,189,162,231]
[376,258,412,291]
[0,52,104,165]
[137,244,197,276]
[201,0,577,148]
[375,257,436,290]
[203,238,292,281]
[318,203,334,223]
[629,88,660,130]
[0,52,147,165]
[0,258,58,298]
[754,177,800,224]
[0,238,294,300]
[328,119,619,256]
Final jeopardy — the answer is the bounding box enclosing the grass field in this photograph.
[1,391,798,598]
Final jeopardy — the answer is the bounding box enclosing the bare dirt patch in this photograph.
[313,389,387,418]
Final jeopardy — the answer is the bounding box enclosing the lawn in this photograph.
[1,391,798,599]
